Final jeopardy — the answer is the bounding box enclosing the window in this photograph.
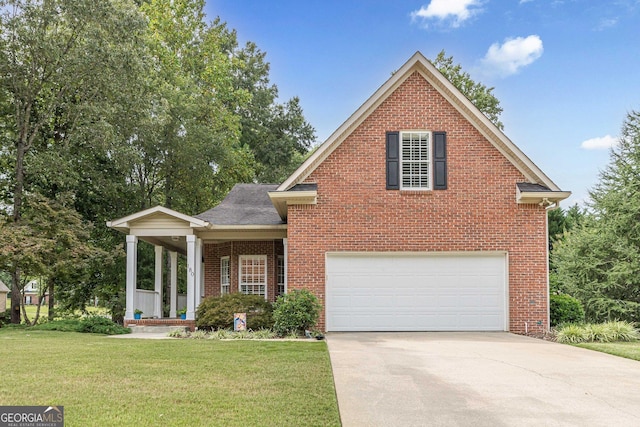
[239,255,267,298]
[220,257,230,295]
[277,256,285,296]
[401,131,431,190]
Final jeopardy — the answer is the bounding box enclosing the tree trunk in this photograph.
[14,126,27,223]
[10,269,21,324]
[10,126,28,324]
[48,279,55,321]
[19,286,29,325]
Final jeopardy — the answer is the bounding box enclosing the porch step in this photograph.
[128,325,189,334]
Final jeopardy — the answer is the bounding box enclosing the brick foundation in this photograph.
[125,318,196,331]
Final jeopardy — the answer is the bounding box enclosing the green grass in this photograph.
[0,329,340,426]
[576,341,640,362]
[5,302,49,321]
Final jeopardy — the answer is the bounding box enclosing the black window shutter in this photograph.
[433,131,447,190]
[386,132,400,190]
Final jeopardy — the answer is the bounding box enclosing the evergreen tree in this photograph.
[553,111,640,321]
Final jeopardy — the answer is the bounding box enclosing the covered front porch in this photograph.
[107,206,210,322]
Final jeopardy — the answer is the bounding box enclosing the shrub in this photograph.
[32,319,82,332]
[0,311,10,327]
[196,293,273,330]
[77,316,130,335]
[555,323,587,343]
[550,294,585,326]
[584,323,614,343]
[31,316,130,335]
[554,321,639,344]
[273,289,321,336]
[604,320,640,342]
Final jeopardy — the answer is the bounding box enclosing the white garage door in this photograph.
[326,253,507,331]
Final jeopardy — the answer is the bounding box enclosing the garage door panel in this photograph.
[326,253,507,331]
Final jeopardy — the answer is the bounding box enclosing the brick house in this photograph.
[108,52,569,334]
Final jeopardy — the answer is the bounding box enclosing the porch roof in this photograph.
[107,184,290,244]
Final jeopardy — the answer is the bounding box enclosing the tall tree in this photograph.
[553,111,640,322]
[230,42,316,183]
[0,0,148,322]
[432,50,504,130]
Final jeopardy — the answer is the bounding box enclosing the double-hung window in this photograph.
[220,257,230,295]
[239,255,267,298]
[401,131,431,190]
[277,256,285,296]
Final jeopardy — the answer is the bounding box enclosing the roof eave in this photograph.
[268,190,318,220]
[517,190,572,205]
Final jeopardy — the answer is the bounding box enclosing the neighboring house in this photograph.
[108,52,570,334]
[23,280,48,306]
[0,280,9,313]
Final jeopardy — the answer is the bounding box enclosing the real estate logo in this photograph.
[0,406,64,427]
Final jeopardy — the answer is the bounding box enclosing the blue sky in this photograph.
[205,0,640,207]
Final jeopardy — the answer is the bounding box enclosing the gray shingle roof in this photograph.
[517,183,552,192]
[195,184,284,225]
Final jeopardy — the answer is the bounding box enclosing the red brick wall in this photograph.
[286,71,549,334]
[204,240,284,303]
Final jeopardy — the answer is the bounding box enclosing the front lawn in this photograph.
[0,329,340,426]
[576,341,640,362]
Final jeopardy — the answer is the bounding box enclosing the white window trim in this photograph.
[277,255,285,296]
[220,256,230,295]
[238,255,268,300]
[400,130,432,191]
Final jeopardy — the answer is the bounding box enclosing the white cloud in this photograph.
[411,0,484,28]
[478,35,543,77]
[596,18,618,31]
[580,135,618,150]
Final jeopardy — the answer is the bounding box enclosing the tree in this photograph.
[548,204,585,251]
[230,42,316,183]
[553,111,640,322]
[0,0,149,323]
[431,50,504,130]
[0,194,109,324]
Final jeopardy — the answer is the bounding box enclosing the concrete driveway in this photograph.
[326,332,640,427]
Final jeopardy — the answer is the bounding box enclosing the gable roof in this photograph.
[0,280,9,293]
[106,205,209,233]
[278,51,564,193]
[196,184,284,226]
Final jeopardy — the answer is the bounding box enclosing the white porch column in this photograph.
[125,235,138,320]
[154,245,163,318]
[195,237,203,308]
[186,235,196,320]
[283,238,288,294]
[170,251,177,318]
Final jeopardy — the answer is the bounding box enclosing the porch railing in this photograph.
[135,289,187,318]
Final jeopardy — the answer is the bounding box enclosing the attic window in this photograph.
[401,131,431,190]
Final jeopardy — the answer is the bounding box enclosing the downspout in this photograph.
[543,199,561,333]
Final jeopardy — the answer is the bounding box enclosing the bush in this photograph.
[555,321,639,343]
[0,311,10,327]
[550,294,585,326]
[273,289,321,336]
[603,320,640,341]
[196,293,273,330]
[555,323,586,343]
[77,316,130,335]
[31,316,130,335]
